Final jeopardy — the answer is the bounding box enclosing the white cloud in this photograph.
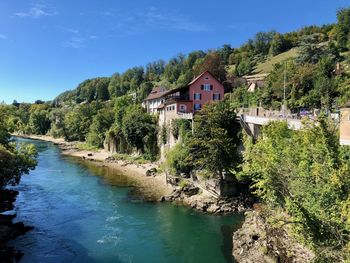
[62,37,85,49]
[108,7,212,35]
[58,26,80,34]
[15,6,58,19]
[143,8,211,32]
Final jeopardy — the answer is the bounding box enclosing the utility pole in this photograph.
[283,62,287,119]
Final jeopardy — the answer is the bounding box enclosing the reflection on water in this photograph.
[10,138,243,263]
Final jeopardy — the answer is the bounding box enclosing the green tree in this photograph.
[28,109,51,135]
[0,119,37,189]
[86,107,115,148]
[193,52,226,82]
[186,100,241,179]
[336,8,350,51]
[240,119,350,260]
[253,31,276,55]
[122,105,157,158]
[269,33,288,56]
[236,59,254,76]
[64,103,100,141]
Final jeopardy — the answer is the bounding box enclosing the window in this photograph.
[194,104,201,111]
[179,104,186,112]
[201,84,213,91]
[194,93,201,100]
[205,76,209,80]
[213,93,221,100]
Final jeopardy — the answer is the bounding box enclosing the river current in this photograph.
[9,138,243,263]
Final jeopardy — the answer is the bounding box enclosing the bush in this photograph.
[165,142,192,175]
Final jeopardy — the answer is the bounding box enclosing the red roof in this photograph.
[188,71,211,85]
[163,71,217,97]
[143,86,168,101]
[144,71,219,99]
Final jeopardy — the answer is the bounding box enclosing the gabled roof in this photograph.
[144,71,222,100]
[164,71,219,96]
[188,71,211,85]
[143,86,168,101]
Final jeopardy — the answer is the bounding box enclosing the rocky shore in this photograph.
[162,184,254,214]
[0,190,33,262]
[232,210,314,263]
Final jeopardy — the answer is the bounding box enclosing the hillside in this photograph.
[252,48,299,74]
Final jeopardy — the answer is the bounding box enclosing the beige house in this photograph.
[340,101,350,146]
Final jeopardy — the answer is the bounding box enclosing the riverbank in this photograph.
[14,134,173,200]
[13,134,253,214]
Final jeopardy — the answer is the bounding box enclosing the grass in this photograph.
[179,179,189,189]
[76,143,100,152]
[113,153,149,165]
[253,48,299,74]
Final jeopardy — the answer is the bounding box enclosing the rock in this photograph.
[105,156,116,163]
[145,168,157,177]
[181,185,199,197]
[0,190,18,213]
[207,204,220,213]
[0,190,33,263]
[232,210,315,263]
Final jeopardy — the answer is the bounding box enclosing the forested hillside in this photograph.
[51,8,350,109]
[1,8,349,157]
[2,7,350,262]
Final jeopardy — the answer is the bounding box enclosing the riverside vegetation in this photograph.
[1,7,350,262]
[0,112,38,260]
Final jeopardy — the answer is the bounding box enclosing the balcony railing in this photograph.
[177,112,193,120]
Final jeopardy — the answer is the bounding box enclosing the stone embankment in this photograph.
[232,210,314,263]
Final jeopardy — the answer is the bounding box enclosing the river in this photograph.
[9,138,244,263]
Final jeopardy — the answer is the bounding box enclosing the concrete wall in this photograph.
[340,108,350,145]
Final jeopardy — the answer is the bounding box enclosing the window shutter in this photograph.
[210,85,213,90]
[201,85,204,90]
[218,94,221,100]
[200,94,202,100]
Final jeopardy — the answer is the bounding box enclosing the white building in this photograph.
[142,87,168,114]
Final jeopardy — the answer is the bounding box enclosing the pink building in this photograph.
[159,71,225,114]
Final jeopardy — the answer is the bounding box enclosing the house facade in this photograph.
[159,71,224,117]
[142,86,168,114]
[340,101,350,146]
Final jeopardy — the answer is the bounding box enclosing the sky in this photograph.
[0,0,350,103]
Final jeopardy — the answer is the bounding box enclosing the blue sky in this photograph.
[0,0,349,103]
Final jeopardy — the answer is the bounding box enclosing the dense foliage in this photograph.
[166,100,241,179]
[0,112,37,190]
[240,119,350,261]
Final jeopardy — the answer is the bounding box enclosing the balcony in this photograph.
[177,112,193,120]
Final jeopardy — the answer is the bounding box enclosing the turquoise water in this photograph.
[10,138,243,263]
